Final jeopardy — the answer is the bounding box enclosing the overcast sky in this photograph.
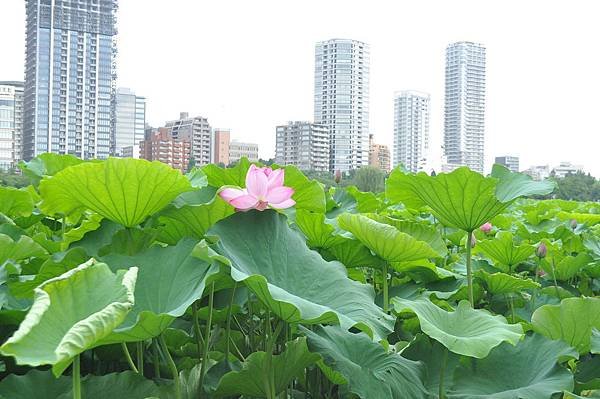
[2,0,599,176]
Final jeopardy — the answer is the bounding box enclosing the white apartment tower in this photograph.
[314,39,370,172]
[0,82,24,170]
[443,42,486,173]
[275,121,329,172]
[393,91,430,173]
[165,112,212,166]
[114,87,146,157]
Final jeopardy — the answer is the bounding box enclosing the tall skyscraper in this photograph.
[275,121,329,172]
[443,42,486,173]
[393,91,430,173]
[0,82,24,170]
[114,87,145,157]
[22,0,118,161]
[165,112,212,166]
[314,39,370,172]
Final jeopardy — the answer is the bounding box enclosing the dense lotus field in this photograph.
[1,155,600,399]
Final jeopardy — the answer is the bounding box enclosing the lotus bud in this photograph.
[536,242,547,259]
[480,222,492,234]
[334,170,342,184]
[537,268,546,277]
[570,219,577,230]
[470,233,477,248]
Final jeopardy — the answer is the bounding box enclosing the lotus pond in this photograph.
[1,154,600,399]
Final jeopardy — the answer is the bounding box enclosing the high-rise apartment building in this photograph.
[443,42,486,173]
[0,82,24,170]
[212,128,230,165]
[368,134,391,172]
[393,91,430,173]
[495,155,519,172]
[229,140,258,163]
[114,87,145,157]
[22,0,118,161]
[275,121,329,172]
[314,39,370,172]
[140,127,191,172]
[165,112,212,166]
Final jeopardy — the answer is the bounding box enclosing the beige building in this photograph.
[165,112,212,166]
[230,140,259,163]
[275,121,329,171]
[140,127,191,172]
[213,129,230,165]
[368,134,390,172]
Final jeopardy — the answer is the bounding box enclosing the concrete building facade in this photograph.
[229,140,258,163]
[212,128,230,165]
[140,127,191,172]
[393,90,430,172]
[368,134,390,172]
[275,121,329,171]
[0,82,24,170]
[114,87,145,157]
[165,112,212,166]
[495,155,519,172]
[314,38,370,172]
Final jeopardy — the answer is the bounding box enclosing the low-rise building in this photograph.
[230,140,259,163]
[140,127,191,172]
[552,162,583,179]
[495,156,520,172]
[523,165,551,181]
[212,128,230,165]
[368,134,391,172]
[165,112,212,166]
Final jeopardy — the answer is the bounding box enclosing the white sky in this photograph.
[1,0,599,176]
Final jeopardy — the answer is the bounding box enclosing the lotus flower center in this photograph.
[256,200,269,211]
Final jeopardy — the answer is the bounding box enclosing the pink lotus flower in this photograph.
[480,222,492,234]
[219,165,296,211]
[536,242,547,258]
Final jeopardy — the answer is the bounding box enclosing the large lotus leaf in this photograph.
[593,329,600,354]
[401,333,462,397]
[0,233,47,265]
[338,214,439,262]
[0,369,71,399]
[283,164,326,213]
[39,158,193,227]
[158,195,235,243]
[324,239,383,268]
[346,186,381,213]
[214,338,319,397]
[326,187,359,218]
[202,157,251,187]
[100,239,218,342]
[448,333,576,399]
[295,209,348,249]
[0,260,137,376]
[393,298,523,358]
[60,212,103,250]
[302,325,428,399]
[368,214,448,257]
[542,253,594,281]
[208,210,394,340]
[558,211,600,226]
[385,166,554,231]
[0,187,34,218]
[475,231,535,271]
[475,270,539,295]
[58,371,160,399]
[19,153,83,185]
[532,297,600,354]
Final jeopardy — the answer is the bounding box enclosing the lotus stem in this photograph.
[198,281,215,397]
[466,231,474,307]
[264,321,283,399]
[159,334,181,399]
[550,257,561,299]
[382,263,389,313]
[439,347,448,399]
[121,342,139,373]
[73,354,81,399]
[224,283,237,362]
[136,341,144,376]
[192,301,204,355]
[152,339,160,378]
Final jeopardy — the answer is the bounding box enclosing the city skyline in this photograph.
[2,0,599,175]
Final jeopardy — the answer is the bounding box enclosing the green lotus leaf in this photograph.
[557,211,600,225]
[563,391,600,399]
[283,164,326,213]
[39,158,193,227]
[532,297,600,354]
[0,369,71,399]
[295,209,348,249]
[0,260,137,376]
[208,210,394,340]
[157,195,235,244]
[202,157,251,187]
[475,270,539,295]
[326,187,359,218]
[448,333,577,399]
[542,253,594,281]
[0,187,34,218]
[324,239,383,268]
[393,298,523,358]
[385,165,554,231]
[476,231,535,271]
[592,329,600,354]
[346,186,381,213]
[368,214,447,257]
[302,325,428,399]
[0,233,47,265]
[338,213,439,262]
[19,153,83,185]
[214,337,319,397]
[58,371,160,399]
[100,239,218,342]
[61,212,103,250]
